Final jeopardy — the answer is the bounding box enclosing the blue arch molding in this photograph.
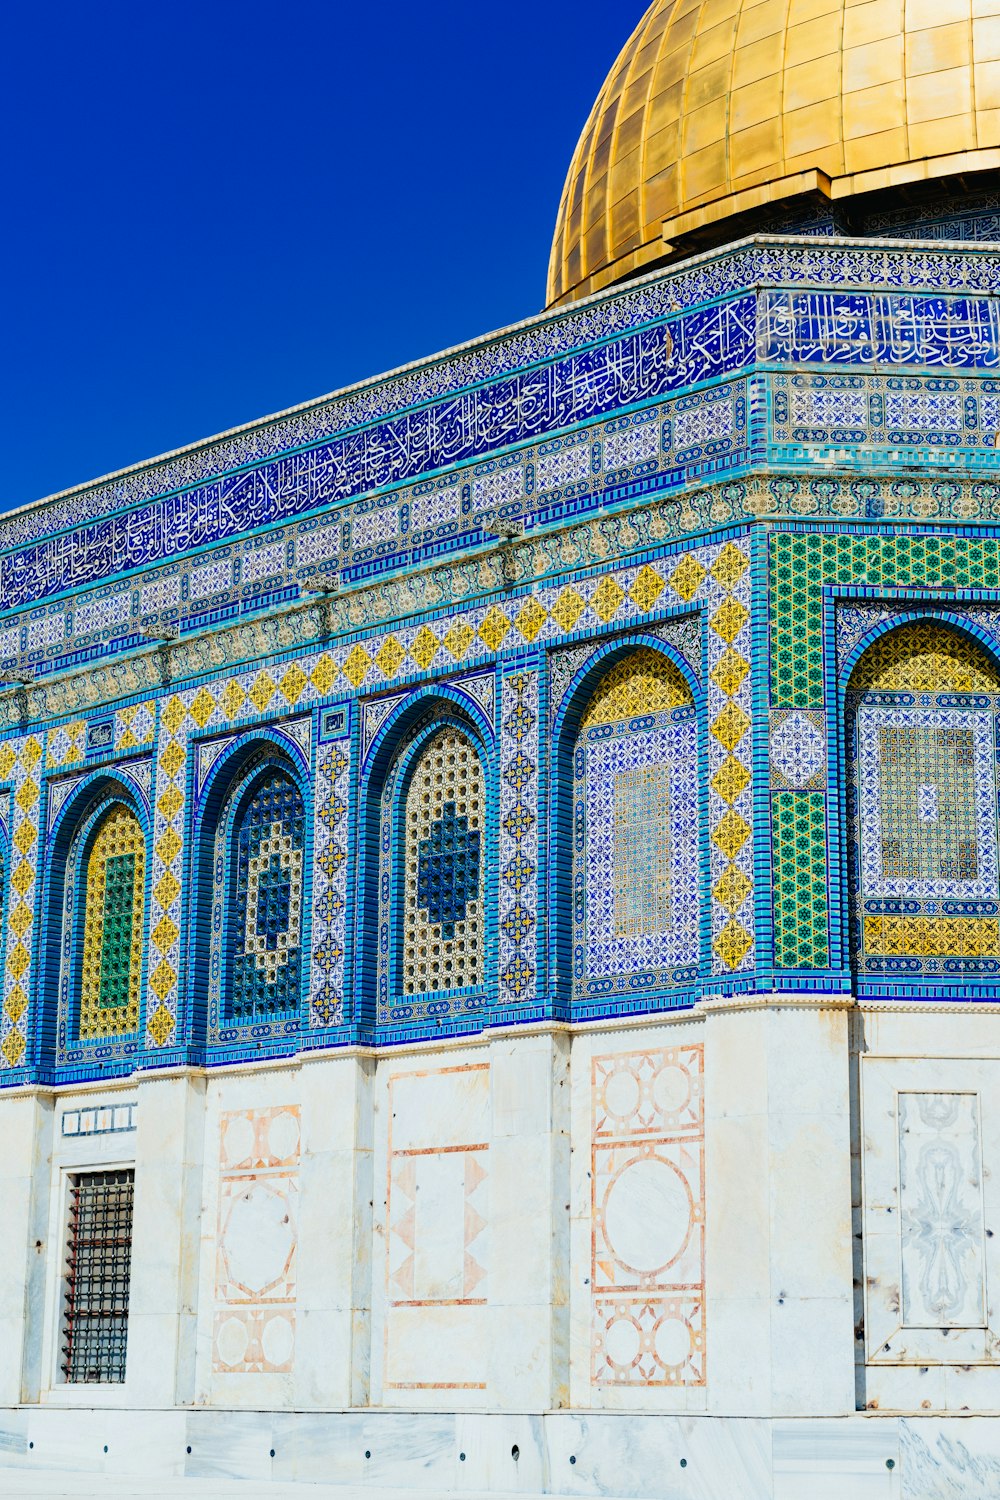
[186,727,313,1063]
[828,599,1000,1004]
[34,770,153,1081]
[355,683,497,1045]
[548,630,712,1023]
[0,300,757,614]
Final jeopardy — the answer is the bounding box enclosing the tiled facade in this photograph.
[11,224,1000,1493]
[3,236,1000,1075]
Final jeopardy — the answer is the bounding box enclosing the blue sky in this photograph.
[0,2,642,509]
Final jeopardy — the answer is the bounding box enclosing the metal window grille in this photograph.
[62,1169,134,1384]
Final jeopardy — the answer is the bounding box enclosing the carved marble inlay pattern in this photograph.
[213,1106,300,1376]
[591,1045,705,1388]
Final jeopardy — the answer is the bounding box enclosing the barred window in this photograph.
[62,1169,134,1384]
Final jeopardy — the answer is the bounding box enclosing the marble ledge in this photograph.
[7,1410,1000,1497]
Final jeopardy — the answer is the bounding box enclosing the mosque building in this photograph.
[5,0,1000,1493]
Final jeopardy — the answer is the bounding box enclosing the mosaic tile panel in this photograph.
[591,1045,705,1388]
[769,710,826,791]
[228,773,305,1021]
[78,805,145,1040]
[772,792,830,971]
[848,624,1000,982]
[498,670,538,1011]
[310,733,348,1030]
[0,735,41,1069]
[770,532,1000,708]
[573,651,699,998]
[380,726,485,1008]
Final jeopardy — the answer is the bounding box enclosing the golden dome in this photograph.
[547,0,1000,306]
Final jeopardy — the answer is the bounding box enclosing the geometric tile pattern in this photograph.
[2,527,758,1068]
[498,669,538,1010]
[849,624,1000,980]
[310,737,349,1029]
[591,1045,705,1387]
[770,710,826,790]
[399,728,485,997]
[772,791,830,970]
[228,774,305,1021]
[78,804,145,1041]
[212,1106,300,1376]
[573,650,699,997]
[0,735,41,1069]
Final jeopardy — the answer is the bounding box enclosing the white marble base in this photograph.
[0,1408,998,1497]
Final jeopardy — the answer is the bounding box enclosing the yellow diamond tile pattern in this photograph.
[551,587,585,631]
[221,679,247,719]
[162,696,186,735]
[712,809,751,861]
[13,822,35,856]
[410,627,440,670]
[148,1005,175,1046]
[160,741,185,779]
[714,920,753,968]
[710,542,750,591]
[279,664,308,705]
[250,671,278,710]
[154,871,181,909]
[376,637,406,677]
[710,598,749,645]
[711,702,751,751]
[479,607,511,651]
[714,866,752,915]
[9,905,31,937]
[444,623,474,661]
[15,780,38,813]
[158,784,184,821]
[1,1032,24,1067]
[156,829,182,865]
[189,687,216,728]
[515,598,547,643]
[4,986,26,1025]
[712,756,751,807]
[0,745,15,779]
[591,575,625,623]
[310,654,336,694]
[342,646,371,689]
[711,649,750,697]
[629,565,666,611]
[149,960,177,1002]
[670,555,706,602]
[151,915,179,952]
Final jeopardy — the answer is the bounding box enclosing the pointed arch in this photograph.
[191,734,309,1046]
[40,774,151,1065]
[553,640,704,1008]
[359,688,494,1033]
[844,618,1000,993]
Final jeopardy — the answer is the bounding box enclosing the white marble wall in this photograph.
[6,997,1000,1492]
[857,1008,1000,1414]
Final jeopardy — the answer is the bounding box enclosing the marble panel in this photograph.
[862,1056,1000,1397]
[590,1044,705,1393]
[388,1064,490,1153]
[211,1104,300,1378]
